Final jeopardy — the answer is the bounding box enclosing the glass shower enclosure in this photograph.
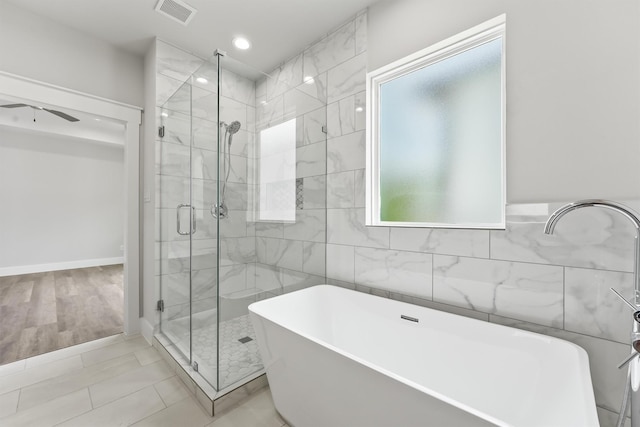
[156,51,327,393]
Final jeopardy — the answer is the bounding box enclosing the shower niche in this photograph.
[155,48,328,402]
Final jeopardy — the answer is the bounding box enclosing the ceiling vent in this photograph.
[155,0,196,26]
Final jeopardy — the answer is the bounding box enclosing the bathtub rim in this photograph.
[249,284,597,427]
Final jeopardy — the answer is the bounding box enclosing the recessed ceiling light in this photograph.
[303,76,315,85]
[233,37,251,50]
[161,112,169,118]
[196,77,208,84]
[355,106,364,113]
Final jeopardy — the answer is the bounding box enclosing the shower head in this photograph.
[227,120,241,135]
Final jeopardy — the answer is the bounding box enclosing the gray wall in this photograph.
[368,0,640,203]
[0,1,144,107]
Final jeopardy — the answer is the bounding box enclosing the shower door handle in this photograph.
[176,204,197,236]
[191,206,197,235]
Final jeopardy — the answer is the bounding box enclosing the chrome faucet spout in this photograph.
[544,199,640,302]
[544,199,640,236]
[544,199,640,427]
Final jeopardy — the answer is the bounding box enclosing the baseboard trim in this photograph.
[0,257,124,277]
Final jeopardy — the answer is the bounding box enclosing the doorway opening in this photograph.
[0,95,127,364]
[0,71,142,365]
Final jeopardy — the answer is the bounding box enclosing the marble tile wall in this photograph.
[150,10,631,426]
[330,202,636,424]
[248,15,373,299]
[315,11,633,425]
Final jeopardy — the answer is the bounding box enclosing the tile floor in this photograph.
[0,333,287,427]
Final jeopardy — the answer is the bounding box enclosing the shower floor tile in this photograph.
[167,313,263,389]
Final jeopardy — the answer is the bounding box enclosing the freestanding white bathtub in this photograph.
[249,285,599,427]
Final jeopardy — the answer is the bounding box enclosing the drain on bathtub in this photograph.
[238,336,253,344]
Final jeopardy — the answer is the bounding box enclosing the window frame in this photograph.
[365,15,507,229]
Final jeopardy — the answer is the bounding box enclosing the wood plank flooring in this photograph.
[0,265,123,366]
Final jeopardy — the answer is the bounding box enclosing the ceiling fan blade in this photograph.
[0,103,32,108]
[43,108,80,122]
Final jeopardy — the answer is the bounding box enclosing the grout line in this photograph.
[15,388,21,414]
[87,386,95,409]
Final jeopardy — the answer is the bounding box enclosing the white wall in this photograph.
[368,0,640,203]
[0,0,144,107]
[0,126,125,273]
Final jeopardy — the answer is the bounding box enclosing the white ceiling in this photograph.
[3,0,380,72]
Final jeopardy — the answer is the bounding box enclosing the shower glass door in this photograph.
[158,48,328,393]
[158,81,194,364]
[158,60,221,386]
[188,56,220,386]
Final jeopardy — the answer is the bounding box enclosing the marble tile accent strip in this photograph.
[433,256,564,327]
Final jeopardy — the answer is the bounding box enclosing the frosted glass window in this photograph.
[259,119,296,222]
[366,16,505,229]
